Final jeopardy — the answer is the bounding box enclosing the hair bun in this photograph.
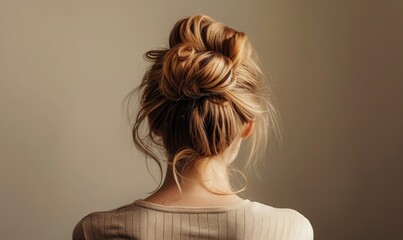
[160,41,236,101]
[169,15,252,70]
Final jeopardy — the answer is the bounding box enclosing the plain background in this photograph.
[0,0,402,239]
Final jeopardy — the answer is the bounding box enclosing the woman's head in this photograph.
[125,14,281,194]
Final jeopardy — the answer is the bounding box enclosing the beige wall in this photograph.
[0,1,401,239]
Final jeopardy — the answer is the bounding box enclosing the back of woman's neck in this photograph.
[143,169,244,207]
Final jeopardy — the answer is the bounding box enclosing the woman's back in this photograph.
[73,199,313,240]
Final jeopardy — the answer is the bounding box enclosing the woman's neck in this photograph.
[143,159,244,207]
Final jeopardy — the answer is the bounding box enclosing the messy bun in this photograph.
[124,14,282,194]
[161,41,235,101]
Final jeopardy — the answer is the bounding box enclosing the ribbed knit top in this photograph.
[72,199,313,240]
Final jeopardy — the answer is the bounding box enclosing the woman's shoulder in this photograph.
[72,202,137,240]
[74,202,135,222]
[247,200,314,239]
[248,200,310,218]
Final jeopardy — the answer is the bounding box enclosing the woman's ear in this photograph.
[241,120,255,139]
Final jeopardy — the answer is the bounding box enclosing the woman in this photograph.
[73,14,313,240]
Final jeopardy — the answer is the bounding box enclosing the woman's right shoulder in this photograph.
[248,200,314,239]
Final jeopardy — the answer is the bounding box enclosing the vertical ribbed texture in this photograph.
[73,200,314,240]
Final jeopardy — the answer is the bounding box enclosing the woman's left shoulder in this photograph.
[72,213,90,240]
[72,202,136,240]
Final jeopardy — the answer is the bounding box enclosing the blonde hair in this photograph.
[124,14,282,195]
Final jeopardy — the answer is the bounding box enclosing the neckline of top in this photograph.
[133,199,251,213]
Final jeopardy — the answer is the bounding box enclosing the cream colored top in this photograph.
[73,199,313,240]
